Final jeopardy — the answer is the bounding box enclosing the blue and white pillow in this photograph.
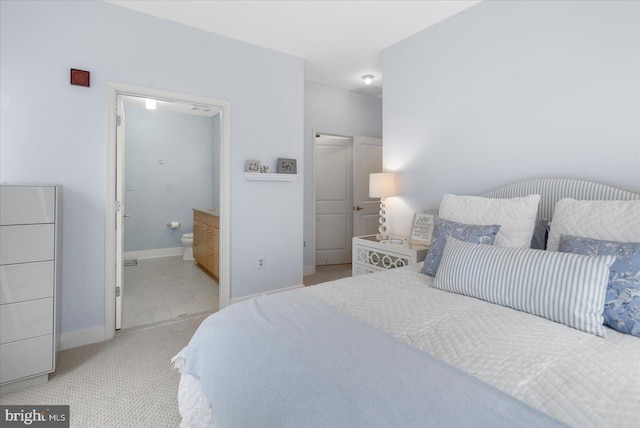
[530,219,549,250]
[558,235,640,337]
[421,217,500,277]
[433,237,616,336]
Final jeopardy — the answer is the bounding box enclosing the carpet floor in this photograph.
[0,314,208,427]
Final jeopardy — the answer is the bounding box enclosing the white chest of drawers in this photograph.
[352,235,429,276]
[0,185,61,393]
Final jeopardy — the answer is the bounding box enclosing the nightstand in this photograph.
[352,235,429,276]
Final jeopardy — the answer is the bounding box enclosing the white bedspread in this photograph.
[175,263,640,428]
[308,264,640,427]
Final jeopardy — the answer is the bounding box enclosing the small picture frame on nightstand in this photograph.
[409,211,436,246]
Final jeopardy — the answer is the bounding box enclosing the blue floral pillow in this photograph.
[558,235,640,337]
[421,217,500,277]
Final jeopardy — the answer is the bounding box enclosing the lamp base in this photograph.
[377,197,388,241]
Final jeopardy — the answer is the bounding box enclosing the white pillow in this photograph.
[547,199,640,252]
[437,194,540,248]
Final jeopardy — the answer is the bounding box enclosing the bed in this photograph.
[173,178,640,428]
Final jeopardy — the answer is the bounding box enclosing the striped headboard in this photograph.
[481,178,640,221]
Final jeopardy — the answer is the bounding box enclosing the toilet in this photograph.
[181,232,194,261]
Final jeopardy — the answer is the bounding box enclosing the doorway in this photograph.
[118,95,220,329]
[313,132,382,267]
[105,82,231,339]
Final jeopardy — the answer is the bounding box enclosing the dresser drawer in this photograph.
[0,186,55,226]
[0,224,55,265]
[0,298,53,344]
[0,261,54,305]
[0,335,53,384]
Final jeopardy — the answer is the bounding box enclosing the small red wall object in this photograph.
[70,69,90,87]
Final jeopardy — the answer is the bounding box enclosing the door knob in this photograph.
[353,206,364,211]
[123,213,131,218]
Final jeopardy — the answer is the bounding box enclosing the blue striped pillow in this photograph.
[433,237,616,336]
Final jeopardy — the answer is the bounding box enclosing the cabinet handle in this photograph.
[353,206,364,211]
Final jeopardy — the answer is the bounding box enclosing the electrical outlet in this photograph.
[257,257,265,269]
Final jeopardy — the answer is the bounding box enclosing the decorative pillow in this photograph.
[433,237,616,336]
[437,194,540,248]
[421,217,500,277]
[530,219,549,250]
[558,235,640,337]
[547,199,640,252]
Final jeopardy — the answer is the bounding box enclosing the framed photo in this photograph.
[277,158,297,174]
[246,160,261,172]
[409,211,437,246]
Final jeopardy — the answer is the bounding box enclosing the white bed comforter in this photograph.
[175,264,640,428]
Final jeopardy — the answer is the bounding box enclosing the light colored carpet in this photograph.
[0,314,208,427]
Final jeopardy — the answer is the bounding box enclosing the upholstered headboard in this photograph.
[481,178,640,221]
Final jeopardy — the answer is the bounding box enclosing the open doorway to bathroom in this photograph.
[105,82,231,340]
[118,96,221,329]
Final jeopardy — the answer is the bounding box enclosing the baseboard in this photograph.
[303,264,315,276]
[60,325,108,351]
[124,247,183,260]
[0,374,49,395]
[230,284,305,305]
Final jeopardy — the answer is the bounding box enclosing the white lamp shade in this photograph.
[369,172,396,198]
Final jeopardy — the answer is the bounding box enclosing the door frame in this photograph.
[105,82,231,340]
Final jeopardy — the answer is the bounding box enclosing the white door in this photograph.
[353,135,383,237]
[315,135,353,265]
[115,95,125,330]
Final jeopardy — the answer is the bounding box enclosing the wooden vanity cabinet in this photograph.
[193,210,219,279]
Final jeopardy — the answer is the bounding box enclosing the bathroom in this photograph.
[120,96,221,329]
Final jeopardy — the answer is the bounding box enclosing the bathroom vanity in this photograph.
[193,209,219,279]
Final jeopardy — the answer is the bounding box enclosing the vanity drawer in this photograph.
[0,335,53,384]
[0,224,55,265]
[0,186,55,226]
[0,298,53,344]
[0,261,54,305]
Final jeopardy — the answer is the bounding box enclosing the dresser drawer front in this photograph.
[0,261,54,305]
[0,335,53,384]
[0,224,55,265]
[0,186,55,226]
[0,298,53,344]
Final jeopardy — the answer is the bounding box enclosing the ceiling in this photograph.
[105,0,480,93]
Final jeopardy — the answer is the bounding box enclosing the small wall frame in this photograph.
[246,160,261,172]
[277,158,297,174]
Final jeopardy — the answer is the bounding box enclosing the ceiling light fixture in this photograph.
[361,75,374,85]
[145,99,157,110]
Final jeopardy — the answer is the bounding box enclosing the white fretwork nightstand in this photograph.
[352,235,429,276]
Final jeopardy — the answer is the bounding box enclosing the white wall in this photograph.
[304,81,382,271]
[383,0,640,236]
[123,105,214,252]
[0,1,304,338]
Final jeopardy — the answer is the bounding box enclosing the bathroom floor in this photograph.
[121,256,219,329]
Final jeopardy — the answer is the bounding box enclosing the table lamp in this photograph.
[369,172,396,240]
